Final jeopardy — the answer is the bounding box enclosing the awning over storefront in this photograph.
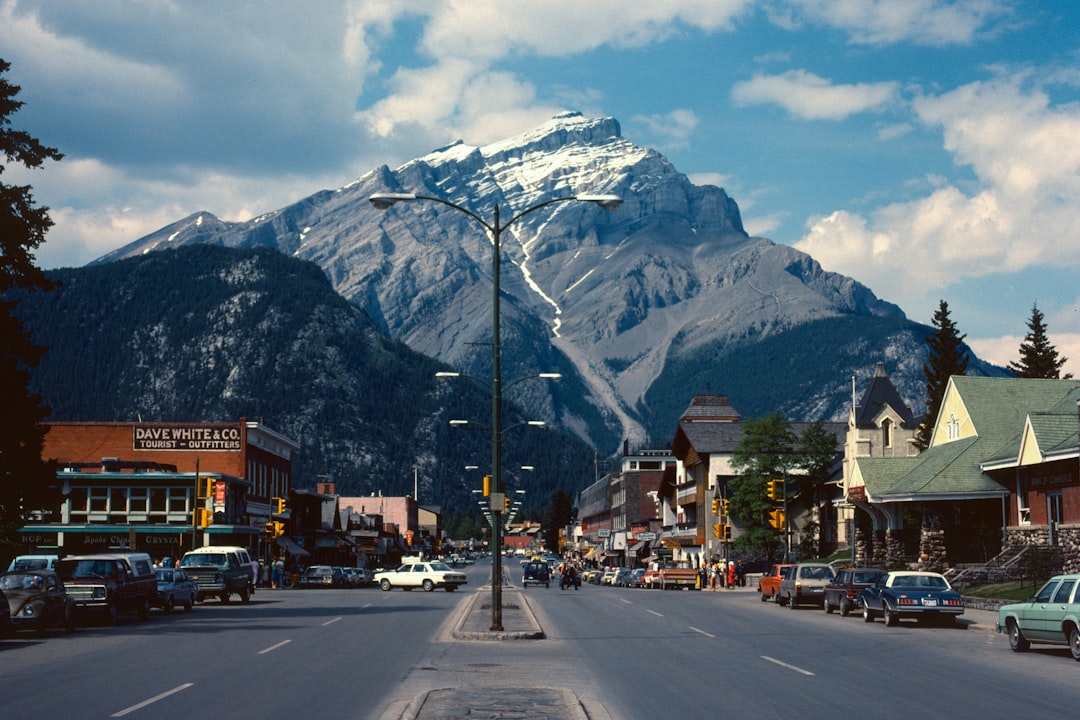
[275,536,310,557]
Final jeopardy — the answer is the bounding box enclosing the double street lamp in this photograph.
[370,189,621,630]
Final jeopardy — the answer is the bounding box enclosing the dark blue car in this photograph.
[860,571,964,626]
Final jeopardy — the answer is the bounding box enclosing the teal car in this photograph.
[998,573,1080,660]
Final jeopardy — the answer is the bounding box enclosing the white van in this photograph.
[186,546,257,591]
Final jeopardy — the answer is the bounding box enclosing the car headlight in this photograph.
[20,603,41,617]
[93,587,107,599]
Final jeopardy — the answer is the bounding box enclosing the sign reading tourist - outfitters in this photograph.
[133,424,242,452]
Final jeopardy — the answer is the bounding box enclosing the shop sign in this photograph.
[19,532,58,546]
[133,424,242,451]
[847,485,866,503]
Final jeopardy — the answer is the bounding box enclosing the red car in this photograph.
[757,563,792,602]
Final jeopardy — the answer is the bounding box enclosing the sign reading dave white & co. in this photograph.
[133,424,242,452]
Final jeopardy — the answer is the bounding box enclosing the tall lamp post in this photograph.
[370,190,621,630]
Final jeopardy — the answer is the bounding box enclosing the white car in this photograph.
[375,562,467,592]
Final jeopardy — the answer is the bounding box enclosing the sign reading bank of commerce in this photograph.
[133,424,242,452]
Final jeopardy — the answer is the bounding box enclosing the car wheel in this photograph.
[422,579,435,592]
[184,595,194,612]
[760,591,768,602]
[839,598,851,617]
[106,602,119,625]
[446,586,456,592]
[1005,619,1029,651]
[163,595,175,614]
[883,603,898,627]
[221,591,231,604]
[380,579,392,591]
[1070,625,1080,661]
[863,603,874,623]
[788,594,798,609]
[778,593,788,607]
[240,586,251,603]
[824,597,833,614]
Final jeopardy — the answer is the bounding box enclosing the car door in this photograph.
[1018,579,1061,641]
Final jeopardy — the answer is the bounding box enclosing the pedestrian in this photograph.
[272,557,284,589]
[736,560,745,587]
[727,560,736,588]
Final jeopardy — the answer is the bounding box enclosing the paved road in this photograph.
[4,559,1080,720]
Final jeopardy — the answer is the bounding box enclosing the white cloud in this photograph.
[731,70,900,120]
[786,0,1016,47]
[967,333,1080,378]
[631,109,700,150]
[795,70,1080,309]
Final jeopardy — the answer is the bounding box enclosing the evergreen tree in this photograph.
[0,58,63,551]
[915,300,969,450]
[1009,303,1071,379]
[729,412,795,560]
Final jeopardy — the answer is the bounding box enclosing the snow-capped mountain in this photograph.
[95,112,930,450]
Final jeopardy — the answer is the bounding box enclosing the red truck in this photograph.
[757,563,792,602]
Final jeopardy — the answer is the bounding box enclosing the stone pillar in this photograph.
[919,509,948,571]
[872,529,888,568]
[855,525,870,566]
[885,529,904,568]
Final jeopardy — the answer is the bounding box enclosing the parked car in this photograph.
[998,573,1080,658]
[757,564,792,601]
[823,567,887,616]
[861,571,965,626]
[299,565,345,588]
[600,567,620,586]
[0,569,77,634]
[179,547,253,603]
[153,568,197,613]
[55,553,157,623]
[522,561,550,588]
[5,554,60,572]
[342,567,373,587]
[375,562,467,592]
[778,563,835,607]
[628,568,647,588]
[615,567,635,587]
[0,587,10,638]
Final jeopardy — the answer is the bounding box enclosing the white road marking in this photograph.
[258,639,292,654]
[761,655,815,676]
[647,609,663,617]
[323,616,342,626]
[111,683,194,717]
[688,626,715,638]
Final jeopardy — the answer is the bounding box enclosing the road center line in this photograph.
[647,609,664,617]
[688,626,715,638]
[620,598,632,605]
[323,616,342,626]
[259,639,292,654]
[111,683,194,717]
[761,655,815,676]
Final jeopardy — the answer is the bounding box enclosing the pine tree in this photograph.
[915,300,969,450]
[1009,303,1071,379]
[0,58,64,549]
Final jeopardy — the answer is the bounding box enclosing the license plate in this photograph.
[921,598,938,606]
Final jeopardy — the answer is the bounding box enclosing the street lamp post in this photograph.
[371,190,621,630]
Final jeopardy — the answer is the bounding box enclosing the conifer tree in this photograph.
[1009,303,1071,379]
[0,58,64,549]
[915,300,968,450]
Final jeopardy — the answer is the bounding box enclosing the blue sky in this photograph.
[3,1,1079,374]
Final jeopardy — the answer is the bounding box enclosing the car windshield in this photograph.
[892,574,948,589]
[799,566,833,579]
[155,569,175,582]
[57,559,118,578]
[180,553,227,567]
[0,573,45,590]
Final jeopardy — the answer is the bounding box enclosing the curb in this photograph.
[451,585,546,640]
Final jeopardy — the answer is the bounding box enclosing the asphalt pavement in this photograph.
[392,576,1003,720]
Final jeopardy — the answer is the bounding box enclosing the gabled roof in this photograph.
[860,376,1080,501]
[679,394,740,422]
[855,362,916,428]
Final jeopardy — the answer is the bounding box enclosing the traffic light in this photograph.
[504,496,512,513]
[722,499,730,516]
[196,508,212,528]
[198,476,215,499]
[713,523,732,540]
[711,498,720,514]
[768,509,785,529]
[273,496,286,514]
[264,522,275,538]
[483,475,492,497]
[767,479,784,502]
[272,521,285,538]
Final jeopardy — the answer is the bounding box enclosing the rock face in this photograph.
[94,112,923,450]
